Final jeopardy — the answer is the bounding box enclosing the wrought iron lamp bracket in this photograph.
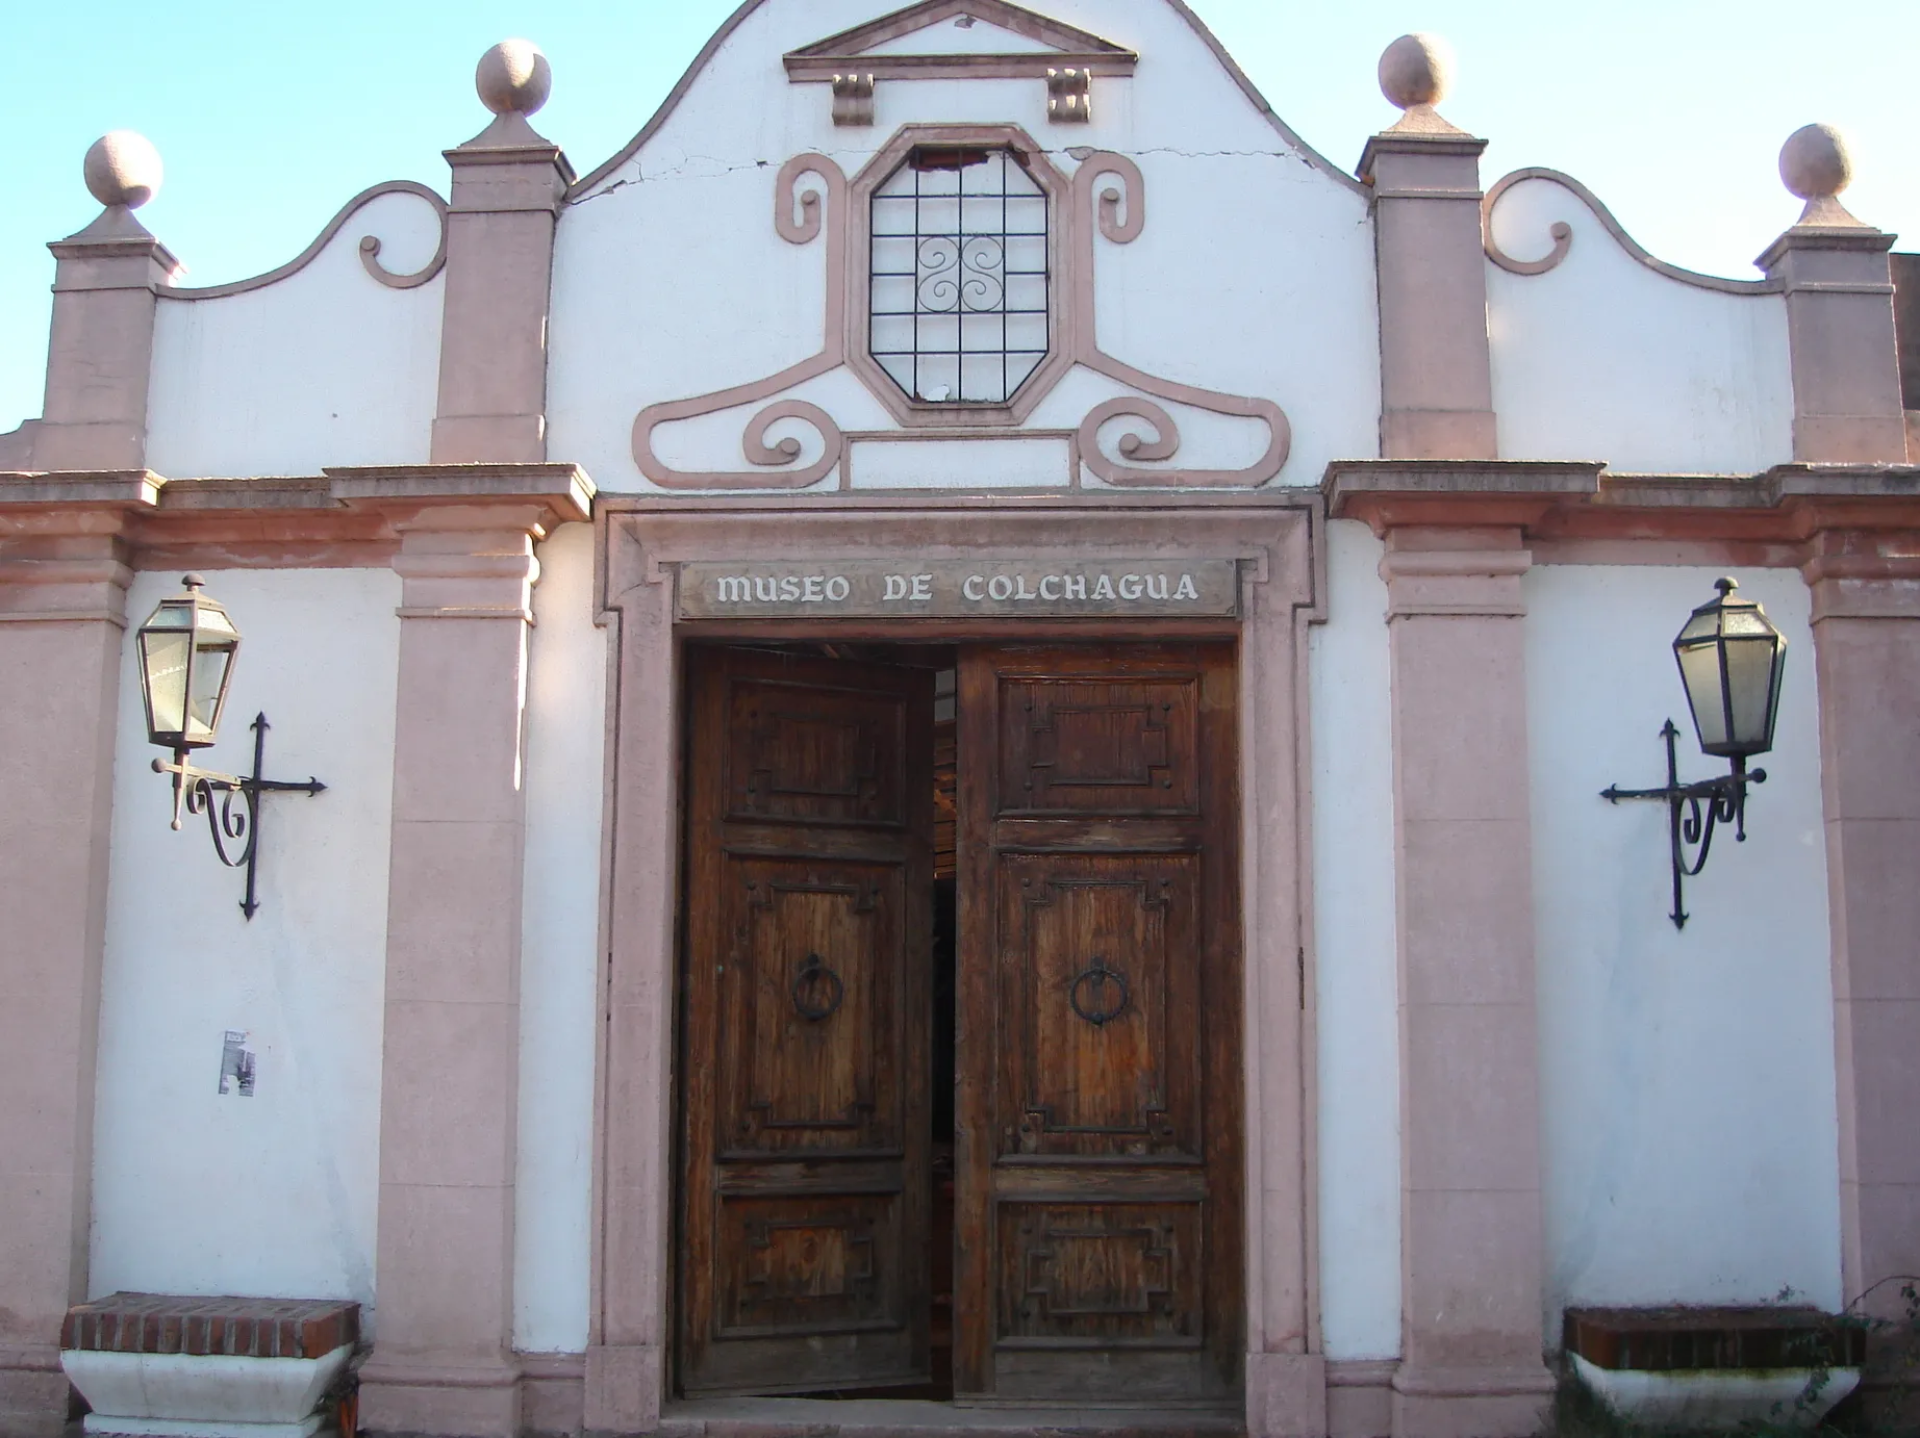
[152,712,326,920]
[1600,719,1765,931]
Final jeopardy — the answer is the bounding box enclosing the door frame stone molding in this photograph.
[588,494,1327,1435]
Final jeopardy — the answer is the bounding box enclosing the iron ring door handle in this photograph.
[791,952,845,1021]
[1069,960,1130,1026]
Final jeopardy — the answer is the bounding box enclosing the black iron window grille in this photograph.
[870,146,1050,405]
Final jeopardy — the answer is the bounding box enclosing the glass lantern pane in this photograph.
[194,605,238,640]
[141,629,190,737]
[143,598,194,632]
[1723,635,1781,752]
[1676,641,1729,750]
[187,642,232,741]
[1676,610,1720,644]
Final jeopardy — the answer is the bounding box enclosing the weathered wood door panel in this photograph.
[955,644,1243,1404]
[680,648,933,1396]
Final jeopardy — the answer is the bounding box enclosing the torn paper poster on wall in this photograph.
[218,1030,256,1097]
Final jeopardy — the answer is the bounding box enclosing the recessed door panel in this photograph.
[1001,853,1199,1157]
[956,644,1242,1406]
[997,1201,1205,1345]
[997,677,1201,815]
[681,649,933,1397]
[721,858,900,1152]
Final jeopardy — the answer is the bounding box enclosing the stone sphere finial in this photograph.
[1379,33,1454,111]
[83,131,163,209]
[1779,123,1852,201]
[476,40,551,117]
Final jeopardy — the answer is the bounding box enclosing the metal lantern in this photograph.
[1672,577,1788,762]
[136,574,240,752]
[1604,574,1787,929]
[132,575,325,918]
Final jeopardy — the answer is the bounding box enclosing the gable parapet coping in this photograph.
[568,0,1363,200]
[1484,169,1782,294]
[158,181,449,299]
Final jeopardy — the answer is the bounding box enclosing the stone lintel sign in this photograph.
[676,559,1240,620]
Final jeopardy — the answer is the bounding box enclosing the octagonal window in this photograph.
[869,146,1050,405]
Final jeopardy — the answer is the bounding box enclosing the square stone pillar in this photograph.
[1803,534,1920,1420]
[34,208,177,472]
[0,496,141,1436]
[1360,117,1497,462]
[1758,221,1906,463]
[1379,527,1553,1438]
[358,504,550,1438]
[430,113,572,464]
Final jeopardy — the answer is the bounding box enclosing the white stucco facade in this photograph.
[1526,566,1842,1317]
[548,0,1377,494]
[5,4,1915,1438]
[1485,175,1795,476]
[91,568,401,1313]
[1308,519,1402,1362]
[145,190,445,480]
[514,523,609,1355]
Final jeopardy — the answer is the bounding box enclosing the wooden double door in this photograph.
[678,643,1243,1405]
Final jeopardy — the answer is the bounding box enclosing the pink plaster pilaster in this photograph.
[1379,528,1552,1438]
[1758,226,1907,464]
[0,511,137,1436]
[34,210,178,473]
[1359,134,1497,461]
[431,116,573,464]
[1803,537,1920,1416]
[359,505,548,1438]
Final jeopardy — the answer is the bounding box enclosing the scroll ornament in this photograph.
[161,181,449,300]
[631,146,1292,489]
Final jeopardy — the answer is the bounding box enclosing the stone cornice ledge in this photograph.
[1324,459,1604,532]
[323,463,594,526]
[1325,459,1920,541]
[0,465,595,566]
[0,470,164,508]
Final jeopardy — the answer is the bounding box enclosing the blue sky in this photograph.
[3,0,1915,436]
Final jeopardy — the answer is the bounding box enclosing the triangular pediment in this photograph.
[786,0,1137,79]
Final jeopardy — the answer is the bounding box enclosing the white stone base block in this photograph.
[85,1418,322,1438]
[62,1346,353,1438]
[1572,1353,1860,1430]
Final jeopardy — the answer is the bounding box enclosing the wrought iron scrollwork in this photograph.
[186,773,257,868]
[153,713,327,920]
[1601,719,1765,930]
[1069,959,1131,1027]
[791,952,846,1021]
